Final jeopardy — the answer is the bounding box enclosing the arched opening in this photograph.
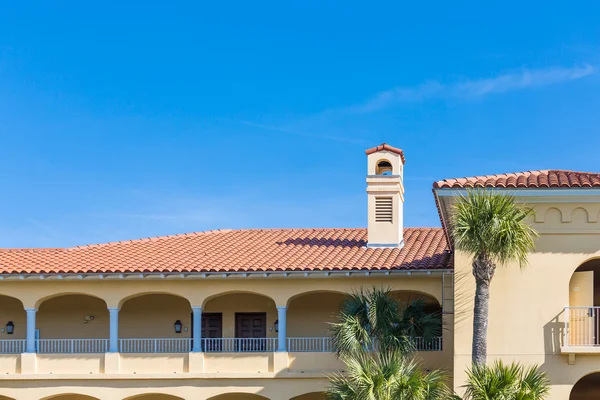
[207,394,269,400]
[41,395,100,400]
[0,396,15,400]
[390,290,442,314]
[119,294,191,352]
[0,296,25,348]
[391,290,443,351]
[123,394,184,400]
[568,259,600,346]
[290,393,326,400]
[287,291,349,351]
[376,159,393,175]
[203,292,277,352]
[570,372,600,399]
[37,295,108,352]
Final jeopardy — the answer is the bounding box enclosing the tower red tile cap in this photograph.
[365,143,405,163]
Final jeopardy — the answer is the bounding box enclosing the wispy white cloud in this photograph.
[356,64,596,113]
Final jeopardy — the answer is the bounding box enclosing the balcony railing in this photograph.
[0,339,26,354]
[288,337,334,352]
[286,337,442,352]
[411,336,443,351]
[564,306,600,346]
[0,336,443,354]
[37,339,109,353]
[201,338,277,353]
[119,338,191,353]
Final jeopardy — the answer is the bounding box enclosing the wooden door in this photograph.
[235,313,266,351]
[569,271,595,345]
[201,313,222,351]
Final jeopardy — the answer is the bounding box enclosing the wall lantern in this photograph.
[6,321,14,335]
[174,320,182,334]
[274,319,279,333]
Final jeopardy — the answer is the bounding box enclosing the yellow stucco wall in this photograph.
[0,297,26,340]
[0,274,451,399]
[38,296,110,339]
[451,197,600,399]
[204,294,278,339]
[120,295,192,339]
[0,378,330,400]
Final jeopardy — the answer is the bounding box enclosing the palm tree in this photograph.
[327,351,451,400]
[327,288,450,400]
[330,288,442,357]
[451,190,537,365]
[461,361,550,400]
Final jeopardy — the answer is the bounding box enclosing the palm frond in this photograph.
[328,351,451,400]
[462,361,550,400]
[331,287,442,358]
[451,189,537,268]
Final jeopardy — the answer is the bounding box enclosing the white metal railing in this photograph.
[118,338,191,353]
[0,336,442,354]
[411,336,443,351]
[564,306,600,346]
[288,337,334,352]
[201,338,277,352]
[0,339,26,354]
[286,337,443,352]
[36,339,109,353]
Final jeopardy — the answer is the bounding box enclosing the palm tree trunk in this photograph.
[472,276,490,365]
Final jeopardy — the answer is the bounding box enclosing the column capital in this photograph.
[276,306,287,311]
[192,306,203,312]
[24,307,37,312]
[108,307,120,312]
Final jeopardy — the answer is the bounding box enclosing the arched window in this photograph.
[376,160,393,175]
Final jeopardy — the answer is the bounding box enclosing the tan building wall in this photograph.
[451,196,600,399]
[38,296,110,339]
[204,294,278,339]
[0,297,26,340]
[120,295,192,339]
[0,274,452,399]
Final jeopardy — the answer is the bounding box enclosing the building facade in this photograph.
[0,144,599,399]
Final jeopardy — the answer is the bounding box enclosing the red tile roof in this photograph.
[365,143,406,164]
[0,228,451,275]
[434,170,600,189]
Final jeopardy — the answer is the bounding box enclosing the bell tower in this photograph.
[365,143,405,248]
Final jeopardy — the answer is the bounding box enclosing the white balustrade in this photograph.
[564,306,600,346]
[288,337,334,352]
[201,338,277,352]
[287,336,443,352]
[411,336,443,351]
[36,339,109,353]
[118,338,191,353]
[0,336,443,354]
[0,339,26,354]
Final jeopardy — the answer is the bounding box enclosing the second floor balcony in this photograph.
[0,289,450,376]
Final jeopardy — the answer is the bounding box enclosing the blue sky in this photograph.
[1,1,599,248]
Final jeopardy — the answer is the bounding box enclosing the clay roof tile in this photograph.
[0,228,451,275]
[434,170,600,189]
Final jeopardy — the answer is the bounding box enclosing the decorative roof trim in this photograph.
[435,188,600,198]
[0,269,454,281]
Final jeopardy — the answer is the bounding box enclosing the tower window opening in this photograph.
[376,160,393,175]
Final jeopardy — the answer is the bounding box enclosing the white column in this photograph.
[277,306,287,352]
[192,306,202,352]
[25,308,37,353]
[109,307,119,352]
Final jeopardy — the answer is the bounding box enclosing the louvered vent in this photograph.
[375,197,393,223]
